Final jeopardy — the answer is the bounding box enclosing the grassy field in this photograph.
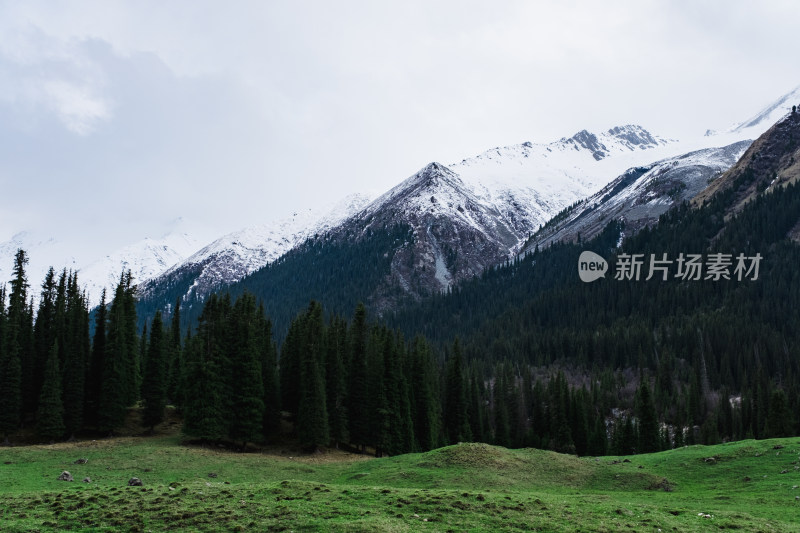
[1,431,799,532]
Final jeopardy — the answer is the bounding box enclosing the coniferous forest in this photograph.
[1,170,799,456]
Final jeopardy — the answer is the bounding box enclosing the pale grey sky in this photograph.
[0,0,798,259]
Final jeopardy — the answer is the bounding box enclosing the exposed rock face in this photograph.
[524,140,751,252]
[693,112,800,212]
[333,163,524,307]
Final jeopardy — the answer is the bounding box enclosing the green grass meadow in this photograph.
[1,433,799,532]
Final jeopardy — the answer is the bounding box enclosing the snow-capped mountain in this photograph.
[705,86,800,139]
[0,226,199,307]
[522,140,752,252]
[0,232,80,296]
[137,193,374,302]
[77,229,200,306]
[138,124,678,308]
[12,87,795,315]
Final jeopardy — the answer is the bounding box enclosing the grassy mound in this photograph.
[1,435,799,531]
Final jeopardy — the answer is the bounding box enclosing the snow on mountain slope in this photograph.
[0,232,79,296]
[447,125,684,253]
[0,225,200,307]
[705,86,800,140]
[135,124,739,307]
[523,140,752,252]
[138,193,374,300]
[78,229,199,305]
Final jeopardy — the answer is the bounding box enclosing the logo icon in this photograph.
[578,251,608,283]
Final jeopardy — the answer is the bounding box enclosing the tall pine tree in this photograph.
[141,311,167,431]
[0,249,27,441]
[37,341,65,442]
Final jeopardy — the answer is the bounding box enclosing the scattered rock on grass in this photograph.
[74,458,88,464]
[58,471,73,482]
[82,477,91,483]
[128,477,143,486]
[208,472,218,478]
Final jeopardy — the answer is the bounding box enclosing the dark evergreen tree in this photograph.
[0,249,27,441]
[166,297,182,407]
[181,295,227,441]
[588,415,608,456]
[97,272,136,433]
[258,308,280,441]
[347,303,370,452]
[227,293,265,447]
[493,366,511,446]
[325,316,349,448]
[764,389,793,438]
[28,268,58,415]
[367,329,390,455]
[62,272,88,439]
[636,378,659,453]
[297,301,329,450]
[141,311,167,431]
[37,341,65,442]
[444,339,471,444]
[85,289,107,427]
[279,317,303,417]
[410,336,440,451]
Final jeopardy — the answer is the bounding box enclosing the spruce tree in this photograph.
[279,317,303,417]
[85,289,107,427]
[166,297,182,407]
[227,293,265,447]
[493,366,511,446]
[325,316,349,448]
[37,341,65,442]
[297,301,329,450]
[62,272,88,439]
[347,303,369,452]
[410,336,439,451]
[98,273,135,433]
[636,378,659,453]
[764,389,793,438]
[258,308,280,440]
[141,311,167,431]
[181,295,226,441]
[367,327,389,455]
[444,339,471,444]
[0,249,27,441]
[29,267,58,415]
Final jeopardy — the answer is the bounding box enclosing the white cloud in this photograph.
[42,79,110,134]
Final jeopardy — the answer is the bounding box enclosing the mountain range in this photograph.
[2,86,798,313]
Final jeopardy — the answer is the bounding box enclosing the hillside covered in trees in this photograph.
[2,114,799,457]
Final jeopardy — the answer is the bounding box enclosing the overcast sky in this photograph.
[0,0,798,261]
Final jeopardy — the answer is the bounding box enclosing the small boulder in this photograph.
[74,458,88,464]
[127,477,143,487]
[58,471,74,482]
[82,477,91,483]
[208,472,218,478]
